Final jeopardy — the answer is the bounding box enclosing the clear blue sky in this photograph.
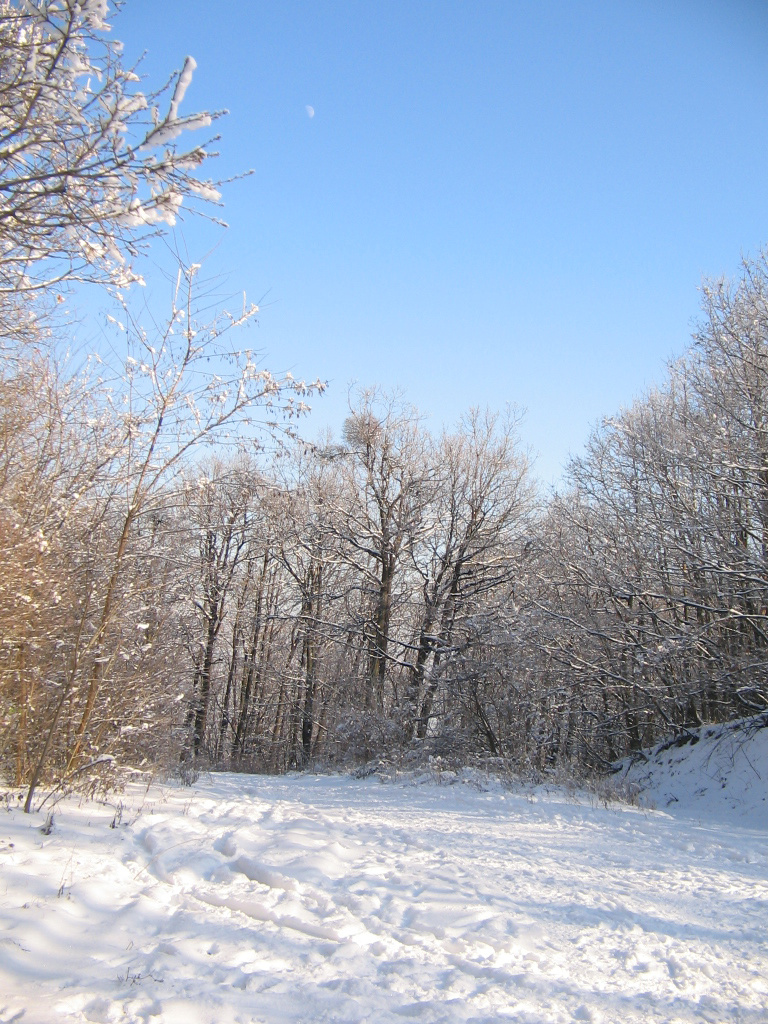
[111,0,768,484]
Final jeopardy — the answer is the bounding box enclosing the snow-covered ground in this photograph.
[1,722,767,1024]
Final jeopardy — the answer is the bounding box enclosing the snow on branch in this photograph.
[0,0,228,342]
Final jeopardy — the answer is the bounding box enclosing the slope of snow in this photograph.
[617,713,768,828]
[1,730,767,1024]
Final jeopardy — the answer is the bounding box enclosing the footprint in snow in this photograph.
[231,854,297,891]
[213,832,238,857]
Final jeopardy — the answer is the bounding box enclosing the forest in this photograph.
[2,1,767,809]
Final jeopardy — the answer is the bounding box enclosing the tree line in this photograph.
[1,2,766,805]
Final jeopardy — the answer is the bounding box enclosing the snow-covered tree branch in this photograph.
[0,0,226,342]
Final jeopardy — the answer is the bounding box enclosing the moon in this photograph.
[305,105,315,118]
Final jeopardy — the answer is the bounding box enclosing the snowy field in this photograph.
[1,723,767,1024]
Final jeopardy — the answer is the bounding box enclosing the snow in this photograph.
[1,722,767,1024]
[169,58,197,122]
[618,714,768,828]
[141,113,213,152]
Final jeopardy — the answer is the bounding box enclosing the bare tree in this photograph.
[181,459,258,762]
[338,390,432,714]
[18,261,321,809]
[405,408,534,745]
[525,253,768,772]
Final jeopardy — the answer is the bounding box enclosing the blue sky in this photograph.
[111,0,768,484]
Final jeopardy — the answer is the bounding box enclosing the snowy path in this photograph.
[1,773,767,1024]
